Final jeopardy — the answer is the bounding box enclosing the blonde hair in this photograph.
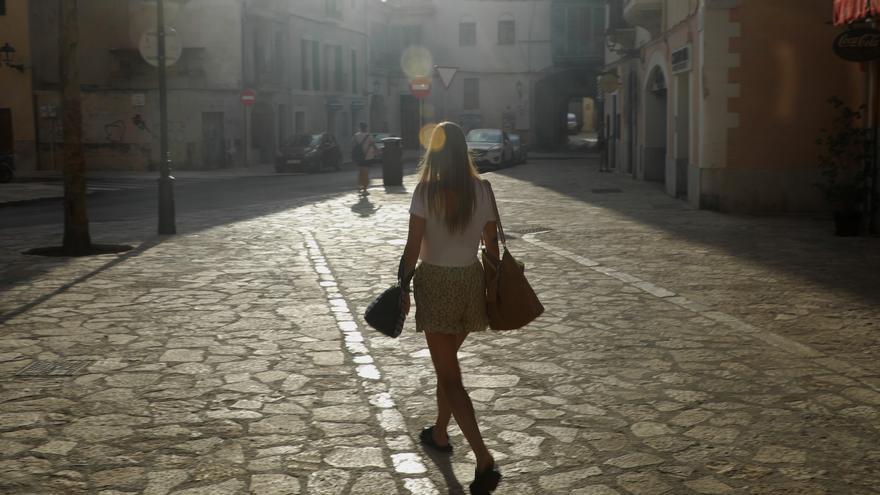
[416,122,481,233]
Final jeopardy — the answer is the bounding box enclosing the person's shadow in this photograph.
[350,195,381,217]
[422,448,466,494]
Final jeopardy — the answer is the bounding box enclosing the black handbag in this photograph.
[364,257,414,338]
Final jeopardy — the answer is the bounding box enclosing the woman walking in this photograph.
[401,122,502,494]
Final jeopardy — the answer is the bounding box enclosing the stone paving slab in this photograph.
[0,159,878,494]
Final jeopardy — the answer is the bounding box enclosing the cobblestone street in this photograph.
[1,158,879,494]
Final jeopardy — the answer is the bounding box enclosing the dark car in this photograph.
[509,133,527,164]
[466,128,515,171]
[276,133,342,173]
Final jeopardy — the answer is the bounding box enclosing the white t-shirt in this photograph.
[353,132,378,160]
[409,180,497,267]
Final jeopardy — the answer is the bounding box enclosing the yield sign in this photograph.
[435,65,458,89]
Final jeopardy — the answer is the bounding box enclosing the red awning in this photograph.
[834,0,880,26]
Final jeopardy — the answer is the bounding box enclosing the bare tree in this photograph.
[60,0,91,254]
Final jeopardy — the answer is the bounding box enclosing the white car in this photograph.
[567,113,579,133]
[466,128,515,171]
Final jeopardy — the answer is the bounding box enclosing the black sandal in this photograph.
[469,463,501,495]
[419,426,453,454]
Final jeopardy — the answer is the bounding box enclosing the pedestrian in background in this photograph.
[400,121,502,494]
[353,122,379,195]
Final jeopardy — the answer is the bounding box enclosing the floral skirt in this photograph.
[413,261,489,334]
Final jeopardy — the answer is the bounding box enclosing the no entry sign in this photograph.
[410,77,431,99]
[241,89,256,107]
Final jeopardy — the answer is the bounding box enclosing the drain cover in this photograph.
[510,226,554,235]
[591,188,623,194]
[16,360,93,377]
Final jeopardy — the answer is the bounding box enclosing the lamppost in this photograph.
[156,0,175,235]
[0,42,26,72]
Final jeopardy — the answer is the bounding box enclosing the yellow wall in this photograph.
[729,0,863,171]
[0,0,36,168]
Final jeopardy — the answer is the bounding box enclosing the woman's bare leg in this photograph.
[432,332,468,445]
[425,331,493,470]
[358,166,369,192]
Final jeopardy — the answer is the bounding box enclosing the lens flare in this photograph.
[400,46,434,79]
[420,123,445,152]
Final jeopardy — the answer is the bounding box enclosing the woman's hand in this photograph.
[402,291,411,315]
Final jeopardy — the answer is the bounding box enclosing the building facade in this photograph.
[29,0,247,171]
[244,0,370,164]
[369,0,604,149]
[0,0,37,172]
[603,0,864,213]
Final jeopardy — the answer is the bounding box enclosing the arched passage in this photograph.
[534,67,598,149]
[643,66,667,183]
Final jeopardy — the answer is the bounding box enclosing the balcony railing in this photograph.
[623,0,662,35]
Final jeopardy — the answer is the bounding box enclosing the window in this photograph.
[312,41,320,90]
[301,40,309,90]
[0,1,6,16]
[498,19,515,45]
[334,46,344,92]
[273,31,286,82]
[351,49,358,94]
[463,78,479,109]
[459,22,476,46]
[326,0,342,18]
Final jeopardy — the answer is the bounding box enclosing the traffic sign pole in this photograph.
[241,90,256,167]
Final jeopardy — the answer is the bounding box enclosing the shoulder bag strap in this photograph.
[481,179,507,250]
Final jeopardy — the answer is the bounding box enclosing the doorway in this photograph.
[400,95,420,149]
[643,67,667,183]
[674,74,690,198]
[0,109,12,154]
[202,112,225,169]
[627,72,638,176]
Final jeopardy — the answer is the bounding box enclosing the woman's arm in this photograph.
[402,214,425,314]
[482,221,500,260]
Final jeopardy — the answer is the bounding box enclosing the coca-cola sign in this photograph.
[833,28,880,62]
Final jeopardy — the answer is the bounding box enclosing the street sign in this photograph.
[241,89,256,107]
[138,27,183,67]
[410,77,431,99]
[435,65,458,89]
[833,28,880,62]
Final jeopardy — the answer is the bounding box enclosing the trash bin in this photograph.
[381,137,403,186]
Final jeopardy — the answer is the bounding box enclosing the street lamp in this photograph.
[155,0,175,235]
[0,42,25,72]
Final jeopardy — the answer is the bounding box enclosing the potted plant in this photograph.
[815,98,872,236]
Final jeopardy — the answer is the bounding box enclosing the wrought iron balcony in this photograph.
[623,0,662,35]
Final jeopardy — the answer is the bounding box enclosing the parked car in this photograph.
[567,113,579,134]
[508,133,528,164]
[276,133,342,173]
[466,128,515,170]
[0,152,14,183]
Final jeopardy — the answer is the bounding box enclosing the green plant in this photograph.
[815,97,872,212]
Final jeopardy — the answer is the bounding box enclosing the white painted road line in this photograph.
[301,230,439,495]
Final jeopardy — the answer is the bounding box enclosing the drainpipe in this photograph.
[869,19,879,235]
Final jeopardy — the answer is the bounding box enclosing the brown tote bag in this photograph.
[481,180,544,330]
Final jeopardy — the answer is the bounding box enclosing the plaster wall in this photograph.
[707,0,864,212]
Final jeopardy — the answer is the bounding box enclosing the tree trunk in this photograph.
[60,0,91,254]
